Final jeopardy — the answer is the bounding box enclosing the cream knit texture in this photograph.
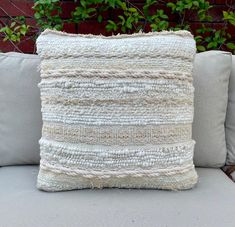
[36,29,198,191]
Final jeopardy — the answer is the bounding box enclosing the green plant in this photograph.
[144,0,169,31]
[32,0,63,30]
[223,11,235,26]
[0,16,29,42]
[0,0,234,53]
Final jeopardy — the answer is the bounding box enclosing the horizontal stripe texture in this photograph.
[37,29,198,191]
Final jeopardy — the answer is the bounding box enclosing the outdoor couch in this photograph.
[0,51,234,227]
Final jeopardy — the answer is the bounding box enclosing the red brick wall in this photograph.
[0,0,234,53]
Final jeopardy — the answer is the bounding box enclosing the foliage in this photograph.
[0,0,234,53]
[32,0,63,31]
[0,16,29,42]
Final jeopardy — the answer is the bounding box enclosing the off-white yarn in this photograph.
[37,29,198,191]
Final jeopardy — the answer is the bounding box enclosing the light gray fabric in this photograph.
[193,51,232,167]
[0,166,234,227]
[225,55,235,165]
[0,52,42,166]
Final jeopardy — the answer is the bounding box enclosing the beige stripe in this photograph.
[40,69,192,81]
[40,162,195,178]
[37,167,198,191]
[42,123,192,145]
[41,96,193,106]
[41,53,194,62]
[40,57,193,73]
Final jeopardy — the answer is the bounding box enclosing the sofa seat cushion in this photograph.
[0,166,234,227]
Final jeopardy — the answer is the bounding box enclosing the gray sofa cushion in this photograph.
[0,166,234,227]
[225,55,235,165]
[193,51,232,167]
[0,53,42,166]
[0,51,232,169]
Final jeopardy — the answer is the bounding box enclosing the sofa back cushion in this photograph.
[0,50,231,170]
[225,55,235,165]
[192,51,232,167]
[0,52,42,166]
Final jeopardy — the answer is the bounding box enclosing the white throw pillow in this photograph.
[36,29,198,191]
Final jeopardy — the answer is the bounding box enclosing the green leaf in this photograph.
[20,25,28,35]
[80,0,86,8]
[118,15,125,25]
[97,15,103,23]
[193,1,199,7]
[87,8,96,14]
[126,17,133,29]
[185,2,193,9]
[223,11,235,25]
[150,23,157,31]
[54,24,63,30]
[106,20,118,31]
[167,2,176,10]
[207,42,217,49]
[223,11,228,18]
[10,22,16,28]
[214,30,221,39]
[34,12,41,19]
[0,27,8,33]
[128,7,137,13]
[121,2,127,11]
[107,0,115,8]
[197,45,206,52]
[227,42,235,50]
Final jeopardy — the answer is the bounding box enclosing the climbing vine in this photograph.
[0,0,234,53]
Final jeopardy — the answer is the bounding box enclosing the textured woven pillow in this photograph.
[36,29,198,191]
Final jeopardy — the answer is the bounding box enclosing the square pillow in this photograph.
[36,29,198,191]
[0,52,42,166]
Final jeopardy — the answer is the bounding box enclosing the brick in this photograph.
[78,20,110,35]
[189,22,205,33]
[0,39,14,52]
[25,18,37,27]
[214,0,228,4]
[227,24,235,37]
[208,5,229,22]
[17,36,35,53]
[0,0,34,17]
[0,36,35,53]
[0,17,36,27]
[212,23,235,37]
[185,5,228,22]
[63,22,77,33]
[61,1,78,18]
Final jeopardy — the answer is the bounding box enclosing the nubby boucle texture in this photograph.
[37,29,198,191]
